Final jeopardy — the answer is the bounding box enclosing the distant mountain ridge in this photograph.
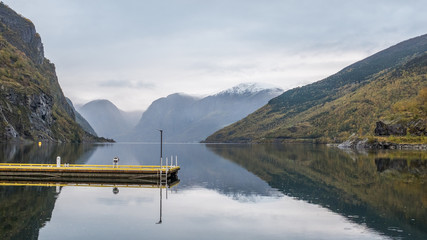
[123,83,283,142]
[206,34,427,143]
[0,3,103,142]
[66,98,97,136]
[77,99,141,140]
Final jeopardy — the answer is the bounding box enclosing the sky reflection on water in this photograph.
[38,186,386,240]
[1,143,425,239]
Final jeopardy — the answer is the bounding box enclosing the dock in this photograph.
[0,163,180,184]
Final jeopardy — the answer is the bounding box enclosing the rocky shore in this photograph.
[337,137,427,150]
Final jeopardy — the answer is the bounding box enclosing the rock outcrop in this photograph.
[374,121,407,136]
[374,120,426,137]
[408,119,427,136]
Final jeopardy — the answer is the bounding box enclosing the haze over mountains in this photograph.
[80,83,283,142]
[77,100,141,140]
[66,98,97,137]
[126,83,283,142]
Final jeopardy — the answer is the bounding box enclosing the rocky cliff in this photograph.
[0,3,104,142]
[0,3,44,65]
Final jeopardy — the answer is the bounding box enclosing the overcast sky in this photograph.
[3,0,427,111]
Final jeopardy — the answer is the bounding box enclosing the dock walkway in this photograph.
[0,163,180,184]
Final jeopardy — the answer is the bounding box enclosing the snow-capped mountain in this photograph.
[123,83,283,142]
[217,82,283,96]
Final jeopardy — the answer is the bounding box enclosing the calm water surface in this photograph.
[0,143,425,240]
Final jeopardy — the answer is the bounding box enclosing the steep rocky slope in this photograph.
[0,3,104,142]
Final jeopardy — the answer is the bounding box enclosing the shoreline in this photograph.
[335,139,427,150]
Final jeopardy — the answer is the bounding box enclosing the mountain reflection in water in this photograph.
[207,144,426,240]
[0,143,425,240]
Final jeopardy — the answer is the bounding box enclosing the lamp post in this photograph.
[159,129,163,166]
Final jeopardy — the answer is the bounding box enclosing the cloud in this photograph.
[3,0,427,111]
[98,79,155,89]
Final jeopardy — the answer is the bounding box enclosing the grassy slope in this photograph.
[206,35,427,143]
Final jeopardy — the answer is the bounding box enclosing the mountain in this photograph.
[66,98,97,136]
[120,110,143,129]
[125,83,283,142]
[205,34,427,143]
[123,93,199,142]
[0,3,104,142]
[77,99,140,139]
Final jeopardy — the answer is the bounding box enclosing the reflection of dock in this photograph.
[0,163,180,184]
[0,179,180,188]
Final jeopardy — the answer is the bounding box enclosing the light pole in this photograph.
[158,129,163,166]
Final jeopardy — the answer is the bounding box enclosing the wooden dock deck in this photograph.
[0,163,180,184]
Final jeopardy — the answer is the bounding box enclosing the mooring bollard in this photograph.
[113,157,119,168]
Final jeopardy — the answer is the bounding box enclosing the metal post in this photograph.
[159,129,163,165]
[158,129,163,187]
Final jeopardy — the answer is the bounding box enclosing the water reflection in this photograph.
[207,144,426,240]
[80,143,277,198]
[0,143,97,165]
[0,143,425,239]
[375,157,426,173]
[0,185,58,239]
[0,179,178,239]
[0,143,97,239]
[0,143,180,239]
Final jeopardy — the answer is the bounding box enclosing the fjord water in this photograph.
[0,143,425,240]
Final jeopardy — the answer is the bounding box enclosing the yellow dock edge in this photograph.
[0,163,180,172]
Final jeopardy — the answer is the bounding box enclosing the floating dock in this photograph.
[0,163,180,184]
